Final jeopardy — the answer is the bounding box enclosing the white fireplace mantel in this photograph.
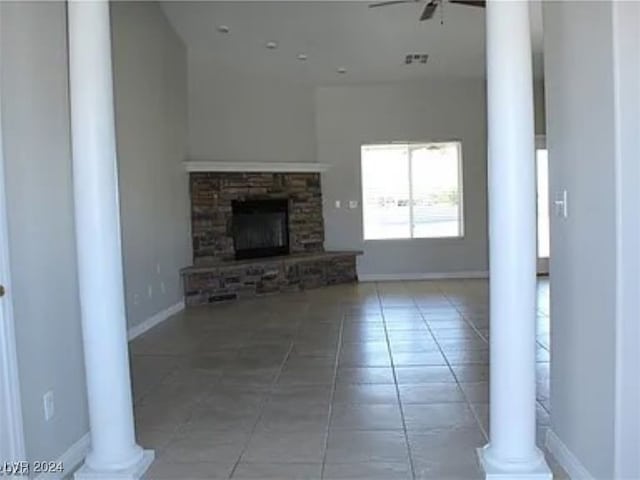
[184,161,331,173]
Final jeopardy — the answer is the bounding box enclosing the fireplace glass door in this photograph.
[232,199,290,260]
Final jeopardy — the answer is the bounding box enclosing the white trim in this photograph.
[127,301,184,341]
[477,446,552,480]
[34,432,91,480]
[0,2,26,460]
[74,450,154,480]
[545,429,595,480]
[184,161,331,173]
[358,271,489,282]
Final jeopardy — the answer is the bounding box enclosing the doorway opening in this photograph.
[536,137,550,275]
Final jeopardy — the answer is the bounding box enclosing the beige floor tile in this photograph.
[145,460,234,479]
[325,430,410,464]
[335,367,395,385]
[131,280,551,480]
[403,403,479,431]
[395,366,457,384]
[323,461,413,479]
[398,383,466,404]
[332,384,399,404]
[161,431,249,464]
[330,403,403,431]
[231,462,322,479]
[241,431,326,463]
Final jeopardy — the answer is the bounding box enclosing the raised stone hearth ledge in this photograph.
[182,251,362,306]
[184,161,331,173]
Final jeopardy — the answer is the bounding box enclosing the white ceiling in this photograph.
[161,1,544,85]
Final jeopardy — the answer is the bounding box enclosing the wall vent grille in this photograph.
[405,53,429,65]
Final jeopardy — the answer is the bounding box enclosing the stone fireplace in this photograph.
[181,167,360,305]
[190,172,324,264]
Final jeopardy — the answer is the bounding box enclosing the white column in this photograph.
[67,1,153,478]
[477,1,552,479]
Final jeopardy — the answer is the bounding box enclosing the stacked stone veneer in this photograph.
[182,252,358,305]
[183,171,359,305]
[190,172,324,264]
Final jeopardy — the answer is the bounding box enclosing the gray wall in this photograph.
[188,61,317,163]
[111,1,191,329]
[0,0,190,466]
[0,0,89,465]
[315,80,489,276]
[544,1,617,477]
[185,58,545,277]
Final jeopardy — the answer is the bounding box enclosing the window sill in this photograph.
[363,236,466,242]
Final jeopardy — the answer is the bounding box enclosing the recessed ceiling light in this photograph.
[337,67,347,74]
[297,53,308,61]
[217,25,230,34]
[266,41,278,50]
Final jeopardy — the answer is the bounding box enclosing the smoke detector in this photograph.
[405,54,429,65]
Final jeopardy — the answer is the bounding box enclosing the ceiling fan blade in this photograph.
[420,0,439,20]
[449,0,486,7]
[369,0,415,8]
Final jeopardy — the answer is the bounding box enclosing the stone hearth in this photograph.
[182,251,360,305]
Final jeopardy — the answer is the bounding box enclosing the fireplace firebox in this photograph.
[231,199,290,260]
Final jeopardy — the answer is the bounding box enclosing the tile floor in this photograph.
[131,278,562,479]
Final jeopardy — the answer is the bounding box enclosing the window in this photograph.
[361,142,463,240]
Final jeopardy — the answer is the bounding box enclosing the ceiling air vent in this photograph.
[405,53,429,65]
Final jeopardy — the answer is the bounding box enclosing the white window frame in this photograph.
[361,140,465,241]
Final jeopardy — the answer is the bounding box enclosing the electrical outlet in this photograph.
[133,293,140,305]
[43,391,55,421]
[160,281,166,295]
[349,200,358,209]
[156,263,161,274]
[147,285,153,298]
[335,200,341,208]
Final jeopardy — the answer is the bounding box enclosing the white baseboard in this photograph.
[358,271,489,282]
[127,301,185,341]
[545,429,595,480]
[34,432,90,480]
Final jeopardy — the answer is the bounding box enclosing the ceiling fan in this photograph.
[369,0,486,22]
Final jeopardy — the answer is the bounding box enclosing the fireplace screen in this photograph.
[231,199,290,260]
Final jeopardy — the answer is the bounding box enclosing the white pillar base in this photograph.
[74,450,154,480]
[477,446,552,480]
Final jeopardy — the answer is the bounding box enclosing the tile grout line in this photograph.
[319,302,346,479]
[379,281,418,480]
[411,283,490,442]
[441,284,490,344]
[227,337,296,479]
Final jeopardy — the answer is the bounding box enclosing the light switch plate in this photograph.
[554,190,568,218]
